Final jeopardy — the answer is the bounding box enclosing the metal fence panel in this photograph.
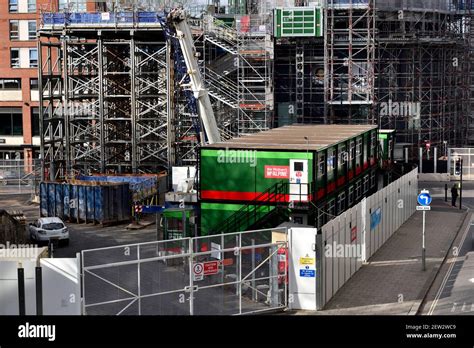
[81,228,287,315]
[0,160,40,197]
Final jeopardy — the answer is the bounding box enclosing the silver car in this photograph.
[29,217,69,246]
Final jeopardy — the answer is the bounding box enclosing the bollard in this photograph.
[18,266,25,315]
[445,184,448,202]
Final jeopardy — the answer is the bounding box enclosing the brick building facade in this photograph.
[0,0,96,165]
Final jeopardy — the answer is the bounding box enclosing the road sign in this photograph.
[416,206,431,211]
[417,192,432,206]
[193,262,204,281]
[203,261,219,276]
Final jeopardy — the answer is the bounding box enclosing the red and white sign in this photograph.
[265,165,290,179]
[193,263,204,281]
[351,226,357,243]
[203,261,219,275]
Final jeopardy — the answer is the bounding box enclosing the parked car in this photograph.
[29,217,69,246]
[0,170,18,185]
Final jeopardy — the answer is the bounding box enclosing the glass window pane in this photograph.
[30,78,38,90]
[10,21,19,40]
[31,107,40,136]
[28,21,36,40]
[29,49,38,68]
[0,108,22,136]
[12,112,23,135]
[10,49,20,68]
[9,0,18,13]
[0,79,21,89]
[28,0,36,12]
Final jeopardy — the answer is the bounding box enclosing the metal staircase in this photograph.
[209,53,237,76]
[209,182,311,235]
[205,67,239,108]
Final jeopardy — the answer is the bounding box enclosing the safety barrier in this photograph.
[320,169,418,307]
[81,228,287,315]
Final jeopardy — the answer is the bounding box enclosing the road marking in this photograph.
[428,219,472,315]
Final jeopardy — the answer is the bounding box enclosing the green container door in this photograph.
[274,7,323,38]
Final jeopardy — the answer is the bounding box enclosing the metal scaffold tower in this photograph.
[201,13,273,137]
[319,0,472,158]
[325,0,376,124]
[376,2,470,156]
[39,40,67,181]
[39,15,169,180]
[236,15,274,134]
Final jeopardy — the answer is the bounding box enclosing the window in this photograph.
[356,181,362,200]
[317,208,325,228]
[348,186,354,206]
[0,79,21,90]
[327,199,335,218]
[370,171,376,189]
[318,154,326,176]
[9,0,18,13]
[31,107,40,136]
[0,108,23,136]
[363,175,369,193]
[10,49,20,68]
[28,21,37,40]
[371,131,376,156]
[337,193,346,214]
[338,145,347,167]
[9,21,19,40]
[59,0,86,12]
[28,0,36,12]
[30,78,38,90]
[294,161,304,172]
[327,149,336,172]
[356,138,362,159]
[29,48,38,68]
[349,141,355,161]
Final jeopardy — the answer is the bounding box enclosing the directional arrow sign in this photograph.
[417,192,432,206]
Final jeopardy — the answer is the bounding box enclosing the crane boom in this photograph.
[167,8,222,144]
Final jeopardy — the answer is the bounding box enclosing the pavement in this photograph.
[291,182,469,315]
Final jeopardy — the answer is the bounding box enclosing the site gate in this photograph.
[81,228,288,315]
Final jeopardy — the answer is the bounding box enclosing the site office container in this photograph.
[40,181,131,225]
[199,125,379,235]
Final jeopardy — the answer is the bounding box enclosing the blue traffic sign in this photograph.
[417,193,432,206]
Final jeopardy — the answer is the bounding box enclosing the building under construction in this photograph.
[38,0,474,179]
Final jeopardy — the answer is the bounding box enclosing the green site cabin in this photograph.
[199,125,379,235]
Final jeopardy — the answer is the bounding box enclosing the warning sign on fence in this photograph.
[193,261,219,281]
[203,261,219,275]
[193,262,204,281]
[299,256,315,266]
